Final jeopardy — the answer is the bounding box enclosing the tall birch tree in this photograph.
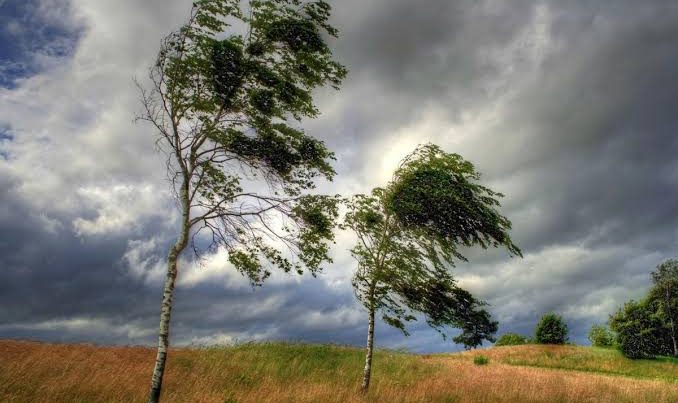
[137,1,346,401]
[343,144,521,391]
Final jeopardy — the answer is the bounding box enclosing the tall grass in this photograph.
[1,340,677,403]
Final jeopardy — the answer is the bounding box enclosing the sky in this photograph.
[1,0,678,353]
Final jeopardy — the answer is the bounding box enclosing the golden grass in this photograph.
[456,344,678,382]
[1,340,677,403]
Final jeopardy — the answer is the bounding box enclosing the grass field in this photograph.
[1,340,677,403]
[455,344,678,383]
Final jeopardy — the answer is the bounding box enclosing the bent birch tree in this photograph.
[343,144,521,391]
[137,1,346,401]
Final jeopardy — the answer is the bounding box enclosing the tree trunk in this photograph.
[667,288,677,357]
[671,318,677,357]
[361,305,376,392]
[147,253,177,402]
[148,179,190,403]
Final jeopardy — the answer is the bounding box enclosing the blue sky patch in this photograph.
[0,126,13,141]
[0,0,82,88]
[0,125,12,160]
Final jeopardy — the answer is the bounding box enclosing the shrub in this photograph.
[494,332,529,346]
[588,324,615,347]
[535,313,568,344]
[473,355,489,365]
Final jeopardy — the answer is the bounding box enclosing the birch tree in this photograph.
[343,144,521,391]
[137,1,346,401]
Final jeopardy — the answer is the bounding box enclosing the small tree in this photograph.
[588,324,615,347]
[650,259,678,356]
[494,332,529,346]
[535,313,568,344]
[137,1,346,401]
[343,144,521,391]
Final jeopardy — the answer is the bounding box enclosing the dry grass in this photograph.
[1,340,677,403]
[455,344,678,382]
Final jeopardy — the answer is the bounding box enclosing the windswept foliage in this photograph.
[343,144,521,390]
[141,0,347,278]
[387,145,521,257]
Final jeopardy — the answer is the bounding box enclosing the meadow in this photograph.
[1,339,677,403]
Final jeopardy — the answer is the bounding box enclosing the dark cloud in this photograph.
[474,1,678,256]
[1,0,678,353]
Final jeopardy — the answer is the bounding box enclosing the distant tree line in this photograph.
[532,260,678,360]
[494,312,569,346]
[493,260,678,361]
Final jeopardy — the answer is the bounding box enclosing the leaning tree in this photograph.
[137,1,346,401]
[343,144,521,391]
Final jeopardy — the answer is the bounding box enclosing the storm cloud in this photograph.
[1,0,678,352]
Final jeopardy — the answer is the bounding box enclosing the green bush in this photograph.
[535,313,568,344]
[588,324,615,347]
[609,299,672,359]
[494,332,529,346]
[473,355,489,365]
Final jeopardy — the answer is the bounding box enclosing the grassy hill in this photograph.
[1,340,677,403]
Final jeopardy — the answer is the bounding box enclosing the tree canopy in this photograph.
[139,0,347,283]
[387,145,521,258]
[534,313,568,345]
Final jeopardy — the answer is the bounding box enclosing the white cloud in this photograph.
[182,328,278,346]
[456,243,661,324]
[122,237,167,284]
[0,317,154,340]
[0,0,186,225]
[292,305,364,331]
[73,184,170,237]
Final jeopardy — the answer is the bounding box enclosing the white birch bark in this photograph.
[361,305,376,391]
[148,180,190,403]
